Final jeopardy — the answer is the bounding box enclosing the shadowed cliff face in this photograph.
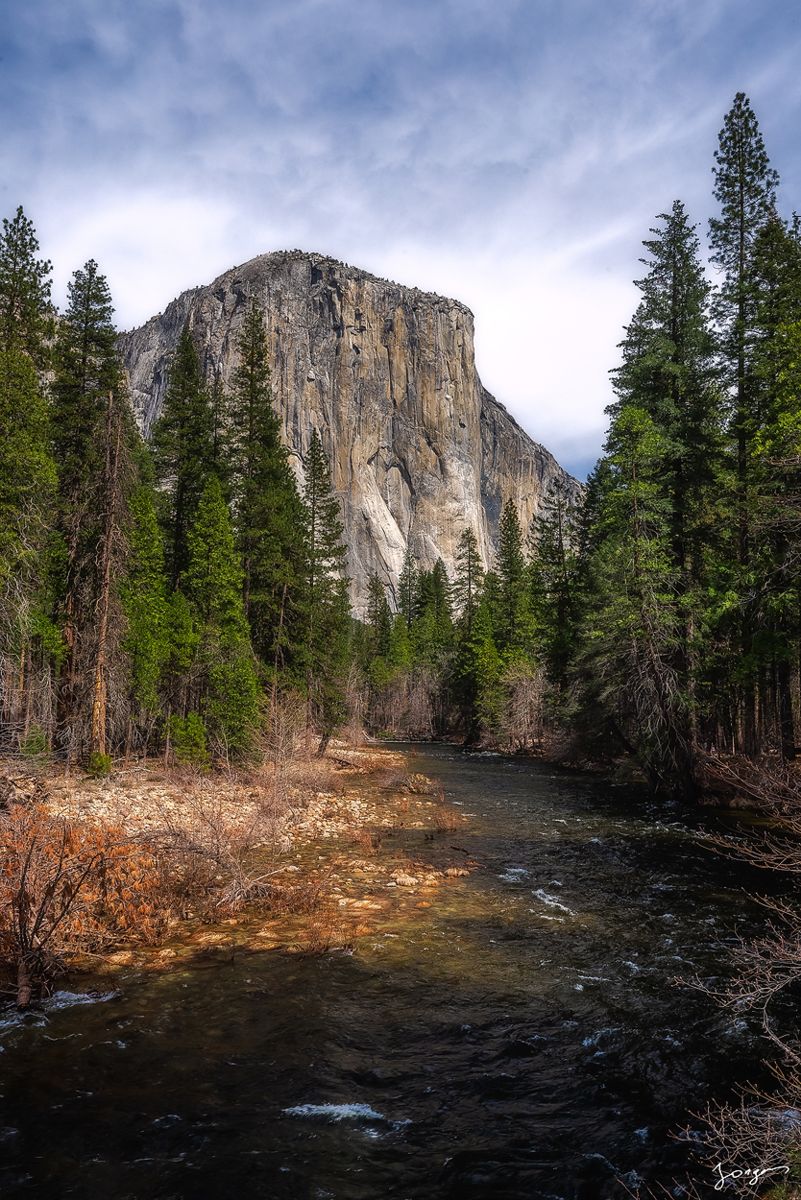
[120,251,579,612]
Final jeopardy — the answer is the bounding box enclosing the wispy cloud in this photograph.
[3,0,801,475]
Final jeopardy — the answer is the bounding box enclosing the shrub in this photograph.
[20,726,48,760]
[0,804,167,1006]
[86,751,113,779]
[168,713,210,768]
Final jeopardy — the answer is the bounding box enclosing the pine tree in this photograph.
[0,205,52,365]
[528,478,580,690]
[0,347,58,745]
[366,573,392,659]
[467,597,504,742]
[183,475,260,760]
[209,371,230,489]
[398,546,418,631]
[710,93,778,433]
[709,94,779,752]
[0,206,57,717]
[52,260,118,515]
[120,478,171,741]
[300,430,351,744]
[452,528,484,638]
[412,561,453,664]
[227,300,304,671]
[51,261,130,759]
[151,322,215,586]
[609,202,724,753]
[749,220,801,758]
[577,407,689,795]
[388,612,412,671]
[496,500,532,656]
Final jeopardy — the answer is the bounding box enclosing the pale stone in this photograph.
[120,250,579,614]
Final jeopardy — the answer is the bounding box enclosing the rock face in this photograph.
[120,251,579,612]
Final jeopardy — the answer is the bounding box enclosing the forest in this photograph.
[2,94,801,795]
[360,91,801,805]
[3,89,801,1191]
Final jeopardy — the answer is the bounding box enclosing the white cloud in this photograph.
[5,0,801,477]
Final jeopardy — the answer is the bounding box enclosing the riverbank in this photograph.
[0,744,476,1001]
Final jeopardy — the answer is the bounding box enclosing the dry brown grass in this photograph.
[301,910,355,954]
[0,802,169,1005]
[264,863,337,916]
[430,795,462,833]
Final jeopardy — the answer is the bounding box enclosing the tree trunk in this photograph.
[89,393,121,760]
[16,956,33,1009]
[778,658,796,761]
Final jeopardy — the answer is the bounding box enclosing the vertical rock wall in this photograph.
[120,251,579,612]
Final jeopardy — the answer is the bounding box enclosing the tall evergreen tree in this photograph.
[577,407,689,795]
[528,478,580,691]
[227,300,304,671]
[749,220,801,758]
[183,475,260,760]
[120,477,171,743]
[452,528,484,639]
[465,595,504,742]
[0,348,58,745]
[397,546,418,632]
[151,322,215,586]
[609,202,724,753]
[0,209,57,747]
[496,501,531,656]
[52,260,118,514]
[709,94,779,751]
[51,261,127,757]
[300,430,350,744]
[412,560,453,663]
[0,206,52,365]
[366,573,393,660]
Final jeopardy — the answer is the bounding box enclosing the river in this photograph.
[0,744,770,1198]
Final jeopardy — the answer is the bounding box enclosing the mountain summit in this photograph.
[120,250,578,610]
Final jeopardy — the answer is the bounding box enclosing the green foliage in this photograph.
[0,205,52,364]
[453,528,484,638]
[0,346,57,610]
[121,483,170,717]
[183,475,261,759]
[167,712,210,768]
[52,260,118,509]
[20,725,48,760]
[151,322,215,586]
[227,301,306,672]
[468,599,504,740]
[398,547,418,631]
[86,752,113,779]
[496,501,533,657]
[576,406,690,792]
[710,92,778,361]
[299,430,351,736]
[366,573,393,659]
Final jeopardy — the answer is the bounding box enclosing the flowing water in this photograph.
[0,745,772,1199]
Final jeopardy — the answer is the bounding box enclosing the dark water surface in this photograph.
[0,745,769,1198]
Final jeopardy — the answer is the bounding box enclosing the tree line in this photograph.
[359,93,801,800]
[3,93,799,795]
[0,228,350,770]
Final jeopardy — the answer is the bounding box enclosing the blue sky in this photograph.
[3,0,801,477]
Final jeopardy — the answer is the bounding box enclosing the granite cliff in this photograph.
[120,251,579,612]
